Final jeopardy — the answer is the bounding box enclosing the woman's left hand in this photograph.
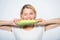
[36,18,47,26]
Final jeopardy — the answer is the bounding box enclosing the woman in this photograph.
[0,4,60,40]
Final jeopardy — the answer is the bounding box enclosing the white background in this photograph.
[0,0,60,40]
[0,0,60,20]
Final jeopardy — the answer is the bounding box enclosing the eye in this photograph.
[23,13,27,16]
[30,13,33,15]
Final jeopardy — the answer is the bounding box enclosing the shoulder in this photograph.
[12,27,21,32]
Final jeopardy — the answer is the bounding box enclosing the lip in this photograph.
[24,18,33,20]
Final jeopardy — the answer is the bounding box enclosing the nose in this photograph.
[26,14,31,20]
[27,15,30,18]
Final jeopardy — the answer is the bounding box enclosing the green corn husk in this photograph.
[17,20,37,27]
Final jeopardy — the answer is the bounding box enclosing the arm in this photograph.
[0,26,12,31]
[0,20,13,25]
[45,18,60,31]
[0,20,14,31]
[46,18,60,25]
[45,24,60,31]
[0,19,20,31]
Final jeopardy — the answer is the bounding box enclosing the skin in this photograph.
[0,8,60,31]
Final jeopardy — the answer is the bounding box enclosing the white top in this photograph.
[12,26,44,40]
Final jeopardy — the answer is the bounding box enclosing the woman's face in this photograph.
[21,8,36,20]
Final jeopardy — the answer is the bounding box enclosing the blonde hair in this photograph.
[20,4,36,17]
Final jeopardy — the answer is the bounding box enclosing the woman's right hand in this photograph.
[13,18,21,25]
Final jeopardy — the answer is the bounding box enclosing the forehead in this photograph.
[23,8,35,13]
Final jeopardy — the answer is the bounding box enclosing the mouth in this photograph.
[23,18,33,20]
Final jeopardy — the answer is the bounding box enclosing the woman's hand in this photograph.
[13,18,21,25]
[13,18,47,26]
[36,18,47,26]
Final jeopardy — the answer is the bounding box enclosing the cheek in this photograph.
[21,15,28,19]
[30,15,36,19]
[23,16,27,18]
